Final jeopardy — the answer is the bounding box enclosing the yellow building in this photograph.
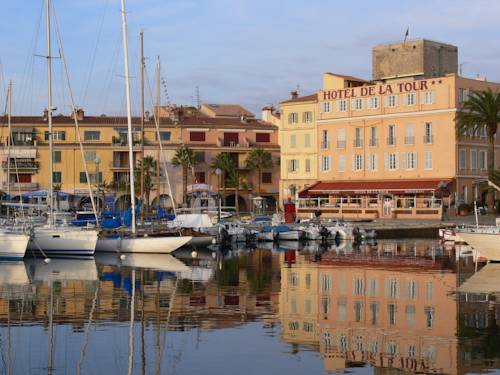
[264,92,318,206]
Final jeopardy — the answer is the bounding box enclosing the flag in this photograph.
[404,27,409,42]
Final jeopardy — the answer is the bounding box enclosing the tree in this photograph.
[457,88,500,212]
[245,148,273,196]
[226,169,246,216]
[135,156,157,211]
[171,145,197,205]
[211,152,235,205]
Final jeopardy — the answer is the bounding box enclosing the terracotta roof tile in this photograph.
[280,93,318,104]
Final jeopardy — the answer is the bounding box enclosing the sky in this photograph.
[1,0,500,118]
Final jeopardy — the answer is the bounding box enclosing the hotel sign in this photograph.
[322,79,433,100]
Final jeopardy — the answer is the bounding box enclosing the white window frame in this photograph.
[321,130,329,149]
[385,95,397,108]
[388,125,396,146]
[406,152,417,170]
[321,155,331,172]
[459,149,467,170]
[321,102,331,113]
[353,154,364,171]
[303,111,313,122]
[368,96,379,109]
[406,93,416,106]
[289,159,298,173]
[471,149,478,170]
[305,158,311,173]
[338,155,346,172]
[353,98,364,110]
[288,112,298,124]
[422,91,435,105]
[337,100,348,112]
[479,150,487,170]
[424,151,433,170]
[304,133,311,148]
[369,153,378,171]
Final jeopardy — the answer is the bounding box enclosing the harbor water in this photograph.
[0,239,499,374]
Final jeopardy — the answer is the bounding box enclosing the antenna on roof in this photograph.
[195,85,201,109]
[296,84,300,94]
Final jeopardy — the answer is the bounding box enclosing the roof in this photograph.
[200,104,255,118]
[280,93,318,105]
[324,72,369,83]
[457,263,500,294]
[300,179,453,196]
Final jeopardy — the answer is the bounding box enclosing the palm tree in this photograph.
[226,169,246,216]
[457,88,500,212]
[135,156,157,211]
[211,152,235,205]
[172,145,197,204]
[245,148,273,195]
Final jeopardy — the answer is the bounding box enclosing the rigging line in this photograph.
[97,33,121,115]
[76,283,99,375]
[0,57,6,112]
[144,66,178,216]
[51,1,99,225]
[80,0,110,107]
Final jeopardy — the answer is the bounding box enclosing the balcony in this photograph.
[2,160,39,172]
[423,135,434,144]
[404,136,415,145]
[110,161,130,171]
[217,138,250,148]
[387,137,396,146]
[336,140,346,149]
[0,147,37,158]
[2,182,39,191]
[112,135,141,147]
[321,141,330,150]
[353,139,363,148]
[369,138,378,147]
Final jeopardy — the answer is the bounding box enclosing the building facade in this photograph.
[1,104,279,213]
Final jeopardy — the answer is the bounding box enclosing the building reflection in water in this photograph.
[0,241,498,374]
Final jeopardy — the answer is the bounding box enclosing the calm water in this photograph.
[0,239,499,374]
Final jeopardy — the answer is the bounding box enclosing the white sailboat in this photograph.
[27,0,98,258]
[96,0,191,253]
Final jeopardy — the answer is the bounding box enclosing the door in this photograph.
[382,196,393,217]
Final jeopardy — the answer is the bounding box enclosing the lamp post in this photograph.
[95,157,101,212]
[215,168,222,223]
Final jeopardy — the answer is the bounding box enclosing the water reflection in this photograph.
[0,240,498,374]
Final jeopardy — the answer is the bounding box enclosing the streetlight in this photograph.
[215,168,222,223]
[95,157,101,212]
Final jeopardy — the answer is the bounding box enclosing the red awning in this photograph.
[300,179,453,196]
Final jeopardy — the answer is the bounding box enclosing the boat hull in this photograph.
[258,232,274,242]
[96,235,192,254]
[276,230,302,241]
[27,228,97,258]
[0,232,29,260]
[456,232,500,261]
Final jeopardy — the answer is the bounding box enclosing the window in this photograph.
[288,112,298,124]
[338,299,346,321]
[79,172,102,183]
[370,302,379,324]
[304,134,311,148]
[406,305,416,327]
[338,155,346,172]
[305,158,311,173]
[422,91,435,104]
[321,155,331,172]
[84,150,97,163]
[53,171,62,183]
[321,297,330,315]
[290,135,296,148]
[405,93,416,106]
[45,131,66,141]
[354,127,362,147]
[405,124,415,144]
[459,88,469,103]
[189,131,205,142]
[387,125,396,145]
[407,345,417,358]
[471,149,478,170]
[289,159,298,172]
[158,131,171,141]
[425,151,433,170]
[386,278,399,298]
[406,152,417,169]
[424,122,433,144]
[321,102,331,113]
[302,111,313,122]
[369,154,378,171]
[84,130,100,141]
[353,277,364,296]
[368,96,379,109]
[424,306,435,328]
[406,280,417,300]
[321,130,329,149]
[303,322,314,332]
[386,153,398,170]
[261,172,272,184]
[354,301,363,322]
[53,151,61,163]
[353,154,364,171]
[305,273,311,289]
[459,149,467,170]
[388,304,397,325]
[425,281,433,301]
[337,100,347,112]
[321,273,332,293]
[194,171,206,183]
[305,300,311,314]
[353,98,364,110]
[337,129,346,148]
[479,150,487,170]
[256,133,270,143]
[194,152,205,163]
[289,272,299,286]
[370,126,378,146]
[385,95,397,108]
[368,278,378,297]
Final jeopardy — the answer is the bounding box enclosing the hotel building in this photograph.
[0,103,279,212]
[275,39,500,219]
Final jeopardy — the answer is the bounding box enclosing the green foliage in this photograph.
[456,89,500,139]
[211,152,235,175]
[171,145,196,169]
[245,148,273,170]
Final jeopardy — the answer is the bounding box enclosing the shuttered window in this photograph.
[189,131,206,142]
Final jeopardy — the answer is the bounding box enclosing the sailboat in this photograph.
[0,82,30,259]
[27,0,98,258]
[96,1,191,254]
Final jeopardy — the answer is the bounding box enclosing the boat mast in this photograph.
[156,57,161,207]
[6,81,12,207]
[46,0,54,227]
[120,0,136,234]
[140,30,145,225]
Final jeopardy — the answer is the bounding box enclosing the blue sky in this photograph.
[1,0,500,117]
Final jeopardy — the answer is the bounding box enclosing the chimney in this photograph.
[240,113,248,124]
[145,110,150,121]
[71,107,84,121]
[42,108,48,121]
[290,91,298,100]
